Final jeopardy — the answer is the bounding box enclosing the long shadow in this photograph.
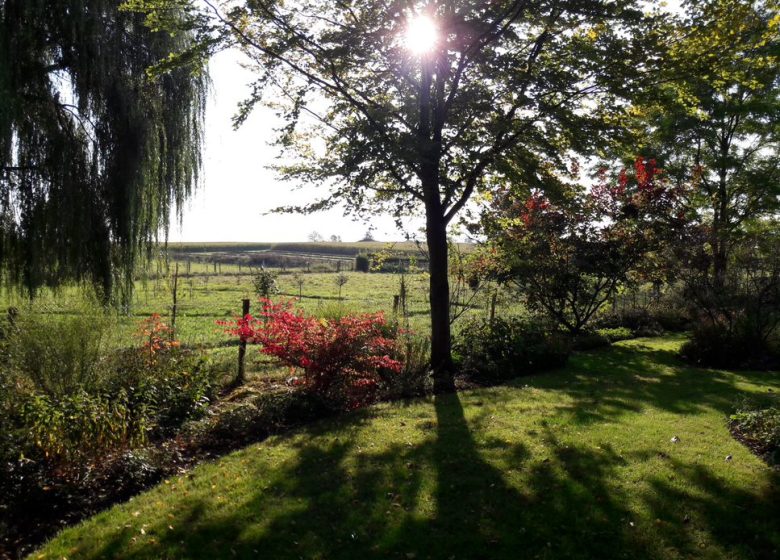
[76,343,779,559]
[384,393,642,559]
[513,342,780,426]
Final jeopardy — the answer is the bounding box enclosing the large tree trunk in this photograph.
[426,210,455,393]
[417,55,455,393]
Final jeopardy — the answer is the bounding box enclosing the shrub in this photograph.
[111,315,215,436]
[6,300,113,396]
[189,390,333,452]
[571,331,612,351]
[383,333,432,399]
[111,347,214,437]
[651,307,691,332]
[595,308,664,337]
[596,327,634,343]
[19,390,144,466]
[252,269,279,299]
[730,399,779,465]
[680,321,780,370]
[221,300,402,409]
[2,313,215,471]
[454,318,570,382]
[355,254,370,272]
[679,233,780,369]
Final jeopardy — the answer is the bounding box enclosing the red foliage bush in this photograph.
[220,300,402,409]
[137,313,180,366]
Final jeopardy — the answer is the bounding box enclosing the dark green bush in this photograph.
[381,333,431,399]
[571,331,611,351]
[651,308,691,332]
[596,308,665,335]
[355,254,370,273]
[193,390,333,451]
[110,347,215,437]
[6,301,113,396]
[730,399,779,465]
[680,322,780,370]
[454,318,570,382]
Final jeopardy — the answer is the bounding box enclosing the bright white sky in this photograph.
[170,0,683,243]
[169,51,418,243]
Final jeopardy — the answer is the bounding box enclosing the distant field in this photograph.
[0,240,506,384]
[0,266,521,380]
[167,241,432,256]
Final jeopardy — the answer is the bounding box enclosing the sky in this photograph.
[169,51,419,244]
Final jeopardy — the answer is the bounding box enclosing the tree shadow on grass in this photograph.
[76,342,780,560]
[519,343,780,426]
[77,393,776,560]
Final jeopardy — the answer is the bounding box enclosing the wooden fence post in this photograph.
[170,263,179,335]
[237,298,251,385]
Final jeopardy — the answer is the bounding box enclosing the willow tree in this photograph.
[132,0,660,390]
[0,0,207,305]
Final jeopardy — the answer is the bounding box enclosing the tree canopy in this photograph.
[0,0,207,304]
[130,0,664,390]
[624,0,780,285]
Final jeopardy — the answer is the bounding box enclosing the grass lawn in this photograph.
[33,337,780,560]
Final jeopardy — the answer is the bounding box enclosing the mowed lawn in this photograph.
[34,337,780,560]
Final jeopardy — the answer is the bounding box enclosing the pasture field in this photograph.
[0,270,505,344]
[0,242,516,381]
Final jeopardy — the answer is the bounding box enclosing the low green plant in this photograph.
[19,389,145,465]
[571,330,612,351]
[454,317,570,382]
[595,308,664,337]
[730,399,779,465]
[382,333,431,398]
[111,346,214,438]
[190,390,333,451]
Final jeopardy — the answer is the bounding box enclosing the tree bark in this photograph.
[427,211,455,393]
[417,53,456,393]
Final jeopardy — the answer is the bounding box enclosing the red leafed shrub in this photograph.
[137,313,180,366]
[220,300,402,409]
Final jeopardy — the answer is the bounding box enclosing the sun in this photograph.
[405,15,438,55]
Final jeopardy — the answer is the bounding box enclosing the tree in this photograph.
[308,231,323,242]
[330,234,342,243]
[625,0,780,288]
[334,272,349,300]
[0,0,207,304]
[252,268,279,299]
[130,0,662,391]
[483,158,690,334]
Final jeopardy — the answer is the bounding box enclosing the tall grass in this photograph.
[6,297,115,396]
